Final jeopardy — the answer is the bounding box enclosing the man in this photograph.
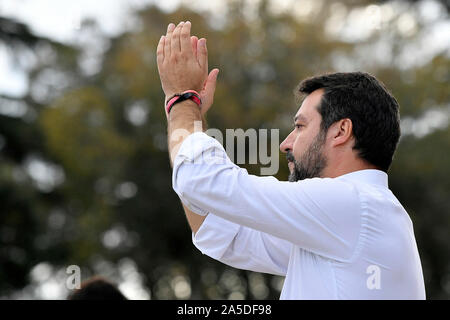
[156,21,426,299]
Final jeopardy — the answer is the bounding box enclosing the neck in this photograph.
[321,157,379,179]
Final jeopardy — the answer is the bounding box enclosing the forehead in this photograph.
[294,88,324,122]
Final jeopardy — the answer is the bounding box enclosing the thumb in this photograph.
[200,68,219,114]
[204,68,219,94]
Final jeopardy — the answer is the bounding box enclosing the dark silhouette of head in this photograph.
[67,276,127,300]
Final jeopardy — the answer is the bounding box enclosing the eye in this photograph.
[295,124,304,130]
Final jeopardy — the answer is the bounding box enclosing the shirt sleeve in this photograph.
[173,132,361,262]
[193,213,292,276]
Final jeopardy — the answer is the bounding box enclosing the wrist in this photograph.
[165,90,202,115]
[165,88,201,100]
[171,98,198,108]
[168,100,202,125]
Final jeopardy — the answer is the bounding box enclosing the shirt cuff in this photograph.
[172,131,228,216]
[192,213,241,260]
[173,131,225,166]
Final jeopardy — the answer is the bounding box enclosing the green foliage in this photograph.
[41,87,133,178]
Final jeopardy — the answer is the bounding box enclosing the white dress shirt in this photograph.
[172,132,426,299]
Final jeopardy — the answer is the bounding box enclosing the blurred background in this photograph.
[0,0,449,299]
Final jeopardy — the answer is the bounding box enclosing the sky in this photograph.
[1,0,155,43]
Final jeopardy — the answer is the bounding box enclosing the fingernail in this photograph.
[168,23,174,31]
[186,21,191,25]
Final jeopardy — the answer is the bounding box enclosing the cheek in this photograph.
[292,134,309,159]
[292,127,321,159]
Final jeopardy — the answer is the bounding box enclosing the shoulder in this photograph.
[292,177,362,226]
[294,176,360,203]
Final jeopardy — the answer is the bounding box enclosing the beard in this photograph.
[287,129,328,182]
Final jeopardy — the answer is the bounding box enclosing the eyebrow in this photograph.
[293,114,308,123]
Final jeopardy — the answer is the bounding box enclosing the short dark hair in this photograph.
[67,276,127,300]
[297,72,401,172]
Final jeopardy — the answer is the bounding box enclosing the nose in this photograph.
[280,130,295,154]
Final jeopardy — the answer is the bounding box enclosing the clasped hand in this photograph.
[156,21,219,117]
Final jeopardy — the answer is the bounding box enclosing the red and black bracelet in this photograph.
[165,90,202,114]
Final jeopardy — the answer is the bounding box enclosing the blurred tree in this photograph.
[1,0,449,299]
[0,17,79,294]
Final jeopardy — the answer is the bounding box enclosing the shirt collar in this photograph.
[335,169,388,187]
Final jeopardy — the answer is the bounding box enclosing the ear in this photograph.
[330,118,353,147]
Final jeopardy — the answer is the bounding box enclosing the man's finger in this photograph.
[171,21,184,55]
[164,23,175,60]
[197,38,208,70]
[180,21,193,57]
[191,36,198,61]
[157,35,165,66]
